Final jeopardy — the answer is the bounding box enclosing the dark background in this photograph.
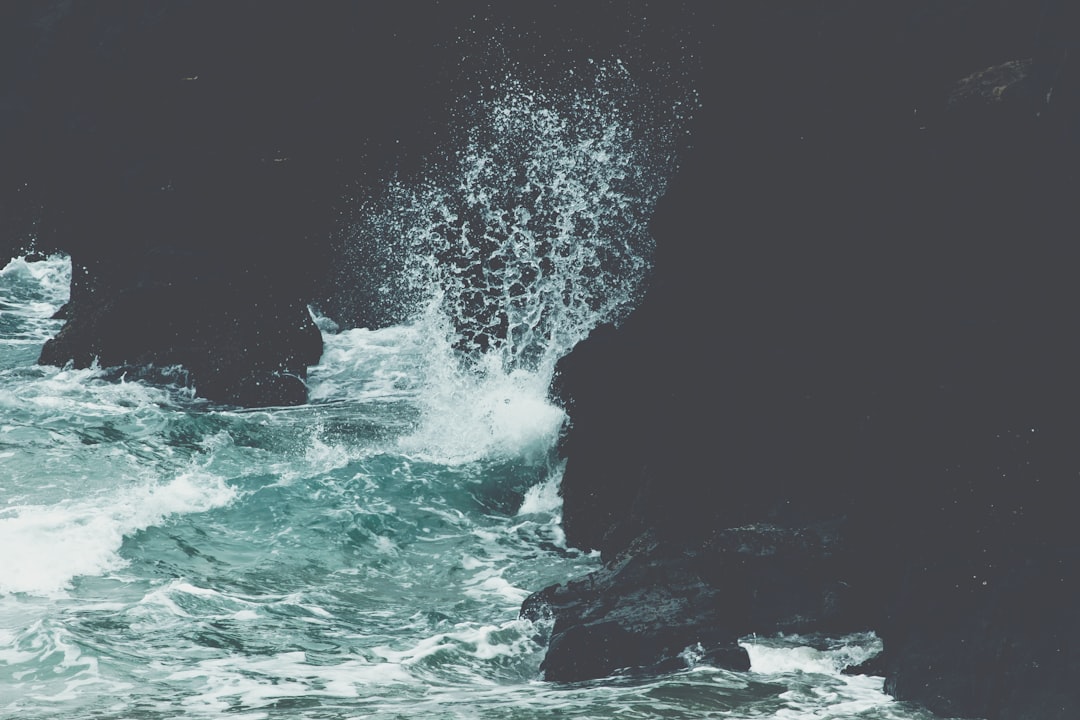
[2,3,1079,716]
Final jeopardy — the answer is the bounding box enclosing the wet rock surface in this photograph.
[526,3,1080,719]
[2,3,1080,715]
[524,524,866,682]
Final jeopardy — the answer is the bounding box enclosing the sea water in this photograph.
[0,66,959,720]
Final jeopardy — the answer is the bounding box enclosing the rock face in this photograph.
[0,1,477,404]
[523,524,866,682]
[524,3,1080,720]
[3,2,1080,716]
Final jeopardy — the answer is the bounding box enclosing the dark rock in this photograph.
[879,550,1080,720]
[532,2,1080,718]
[550,322,648,553]
[525,524,868,681]
[35,239,324,406]
[0,0,487,405]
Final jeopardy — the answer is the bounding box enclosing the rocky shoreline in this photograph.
[2,3,1078,717]
[522,4,1080,718]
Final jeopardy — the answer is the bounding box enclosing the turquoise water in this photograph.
[0,256,957,720]
[0,70,958,719]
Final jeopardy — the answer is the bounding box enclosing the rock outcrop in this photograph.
[3,2,1080,716]
[0,0,475,404]
[523,523,869,682]
[525,3,1080,719]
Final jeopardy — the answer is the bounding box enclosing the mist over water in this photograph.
[0,69,957,719]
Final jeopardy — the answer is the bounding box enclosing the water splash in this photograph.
[336,62,679,378]
[0,255,70,368]
[740,632,884,676]
[328,64,682,464]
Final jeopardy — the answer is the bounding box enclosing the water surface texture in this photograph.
[0,73,959,720]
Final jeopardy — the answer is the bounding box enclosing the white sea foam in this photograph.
[518,467,563,516]
[0,255,70,371]
[737,632,914,719]
[372,617,538,667]
[0,53,955,720]
[0,615,135,715]
[0,254,71,308]
[0,472,236,596]
[263,435,354,486]
[462,568,530,605]
[740,632,884,676]
[306,323,424,404]
[749,643,850,678]
[166,651,413,718]
[307,307,566,465]
[328,69,672,465]
[396,335,567,464]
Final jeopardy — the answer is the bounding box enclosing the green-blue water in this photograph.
[0,255,959,720]
[1,70,960,719]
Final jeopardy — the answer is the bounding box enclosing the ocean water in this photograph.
[0,72,958,720]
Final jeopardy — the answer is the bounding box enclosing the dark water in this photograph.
[0,68,959,720]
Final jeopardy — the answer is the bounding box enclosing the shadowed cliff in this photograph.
[533,3,1080,719]
[3,2,1080,717]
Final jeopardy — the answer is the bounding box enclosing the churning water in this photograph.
[0,68,957,719]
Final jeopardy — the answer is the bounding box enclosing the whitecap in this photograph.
[517,468,563,516]
[0,472,236,596]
